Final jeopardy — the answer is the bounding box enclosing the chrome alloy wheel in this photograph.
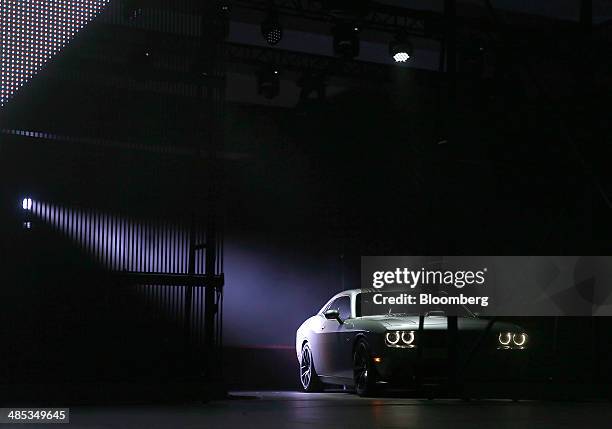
[300,345,313,389]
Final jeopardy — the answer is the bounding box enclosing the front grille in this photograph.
[420,330,489,352]
[421,330,447,348]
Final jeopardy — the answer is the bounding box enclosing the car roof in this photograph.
[331,289,374,296]
[318,289,376,315]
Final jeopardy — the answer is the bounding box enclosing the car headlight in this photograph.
[498,332,512,347]
[385,331,400,345]
[512,332,528,347]
[401,331,415,345]
[385,330,416,348]
[498,331,528,349]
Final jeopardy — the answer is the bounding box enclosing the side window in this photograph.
[327,296,352,320]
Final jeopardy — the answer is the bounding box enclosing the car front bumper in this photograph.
[372,347,529,386]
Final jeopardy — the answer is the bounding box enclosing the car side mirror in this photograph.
[324,309,343,323]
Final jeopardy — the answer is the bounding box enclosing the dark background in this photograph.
[1,0,612,399]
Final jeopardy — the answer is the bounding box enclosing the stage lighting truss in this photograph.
[232,0,434,39]
[0,0,110,107]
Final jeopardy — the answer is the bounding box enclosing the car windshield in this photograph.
[355,292,475,318]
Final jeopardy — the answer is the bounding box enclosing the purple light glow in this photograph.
[30,199,208,328]
[31,200,198,274]
[29,199,344,348]
[222,237,343,347]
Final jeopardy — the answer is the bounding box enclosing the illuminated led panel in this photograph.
[0,0,109,107]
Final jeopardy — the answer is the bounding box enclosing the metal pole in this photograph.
[416,314,425,393]
[201,1,226,382]
[444,0,459,397]
[184,214,196,373]
[204,199,217,378]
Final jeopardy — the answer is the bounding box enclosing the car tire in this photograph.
[353,340,377,397]
[300,343,322,392]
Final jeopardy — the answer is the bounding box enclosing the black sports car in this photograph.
[296,289,528,396]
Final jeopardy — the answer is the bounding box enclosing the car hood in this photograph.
[359,315,522,332]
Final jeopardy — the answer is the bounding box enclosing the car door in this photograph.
[332,296,358,381]
[318,296,353,380]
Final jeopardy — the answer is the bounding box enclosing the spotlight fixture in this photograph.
[297,72,326,101]
[218,0,230,14]
[193,56,214,78]
[217,1,231,39]
[332,22,360,58]
[22,197,33,229]
[389,34,413,63]
[257,67,280,99]
[22,198,32,211]
[261,10,283,45]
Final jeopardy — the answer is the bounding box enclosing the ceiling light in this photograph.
[258,67,280,99]
[261,10,283,45]
[389,37,413,63]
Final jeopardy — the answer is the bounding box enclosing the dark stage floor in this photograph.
[13,391,612,428]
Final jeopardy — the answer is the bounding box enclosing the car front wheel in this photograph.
[353,340,377,396]
[300,343,322,392]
